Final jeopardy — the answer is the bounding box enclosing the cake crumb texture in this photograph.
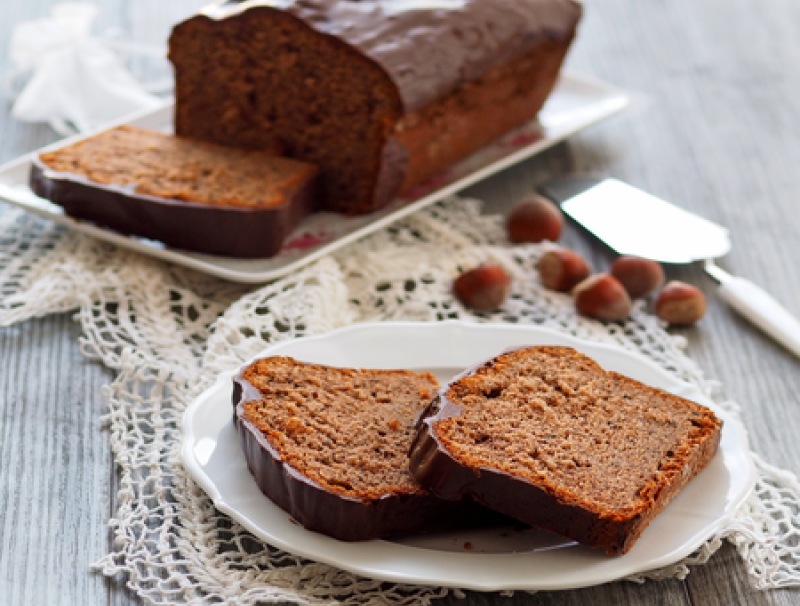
[170,8,402,215]
[38,125,316,209]
[408,345,723,553]
[436,346,722,517]
[240,357,438,502]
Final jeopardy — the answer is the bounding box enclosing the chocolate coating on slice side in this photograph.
[408,346,723,554]
[30,158,318,258]
[233,367,506,541]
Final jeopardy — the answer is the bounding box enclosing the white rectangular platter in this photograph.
[0,73,628,284]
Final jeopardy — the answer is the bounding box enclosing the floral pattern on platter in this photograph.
[282,231,331,251]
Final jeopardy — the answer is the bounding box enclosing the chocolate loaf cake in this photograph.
[234,356,497,541]
[169,0,582,215]
[31,125,319,258]
[408,346,722,555]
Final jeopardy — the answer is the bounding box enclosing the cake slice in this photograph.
[408,346,723,554]
[234,356,497,541]
[31,125,319,258]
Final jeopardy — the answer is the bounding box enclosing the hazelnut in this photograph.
[454,265,511,312]
[573,274,632,321]
[536,248,591,292]
[610,256,665,299]
[506,194,564,244]
[656,281,706,325]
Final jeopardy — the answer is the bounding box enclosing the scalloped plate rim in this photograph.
[181,321,756,591]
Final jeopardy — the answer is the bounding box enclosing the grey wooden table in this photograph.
[2,0,800,604]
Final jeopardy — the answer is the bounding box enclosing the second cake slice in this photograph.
[31,125,319,258]
[408,346,722,554]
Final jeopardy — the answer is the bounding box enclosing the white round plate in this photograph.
[182,321,756,591]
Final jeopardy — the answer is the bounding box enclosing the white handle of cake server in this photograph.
[717,276,800,358]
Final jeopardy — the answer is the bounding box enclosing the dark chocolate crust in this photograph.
[29,158,318,258]
[408,350,723,555]
[232,373,504,541]
[201,0,583,112]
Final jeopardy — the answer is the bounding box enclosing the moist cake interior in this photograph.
[434,347,720,515]
[170,9,402,214]
[240,357,438,501]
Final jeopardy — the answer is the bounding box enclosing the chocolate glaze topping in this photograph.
[201,0,582,111]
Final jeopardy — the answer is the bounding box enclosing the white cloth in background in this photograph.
[5,2,161,135]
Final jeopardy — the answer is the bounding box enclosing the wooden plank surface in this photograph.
[2,0,800,604]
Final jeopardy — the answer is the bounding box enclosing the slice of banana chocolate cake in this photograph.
[409,346,722,554]
[233,356,496,540]
[31,125,318,258]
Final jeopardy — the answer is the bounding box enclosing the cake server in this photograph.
[539,177,800,358]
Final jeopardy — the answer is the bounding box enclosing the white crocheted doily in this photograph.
[0,198,797,604]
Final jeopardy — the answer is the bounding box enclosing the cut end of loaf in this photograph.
[170,9,403,214]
